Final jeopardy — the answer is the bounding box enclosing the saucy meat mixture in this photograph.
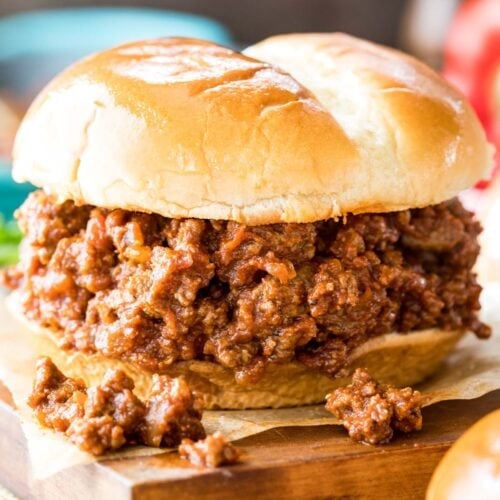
[326,368,423,444]
[5,191,489,383]
[179,431,241,468]
[28,357,205,455]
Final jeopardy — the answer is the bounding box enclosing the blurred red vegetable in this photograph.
[443,0,500,187]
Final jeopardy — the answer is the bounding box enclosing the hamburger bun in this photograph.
[7,36,489,410]
[13,36,492,225]
[426,409,500,500]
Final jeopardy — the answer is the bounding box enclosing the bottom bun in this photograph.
[7,294,463,409]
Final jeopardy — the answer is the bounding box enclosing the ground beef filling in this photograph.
[5,191,490,383]
[27,357,205,455]
[326,368,423,444]
[179,431,241,468]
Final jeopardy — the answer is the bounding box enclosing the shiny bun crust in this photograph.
[13,35,492,224]
[245,34,493,215]
[427,409,500,500]
[8,293,462,409]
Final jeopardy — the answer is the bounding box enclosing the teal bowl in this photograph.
[0,161,34,218]
[0,7,233,218]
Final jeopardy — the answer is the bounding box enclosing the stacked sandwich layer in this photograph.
[3,35,493,409]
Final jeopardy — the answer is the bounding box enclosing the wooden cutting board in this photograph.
[0,383,498,500]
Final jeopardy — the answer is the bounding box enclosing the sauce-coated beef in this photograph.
[179,431,240,468]
[325,368,423,444]
[6,191,489,383]
[27,357,205,455]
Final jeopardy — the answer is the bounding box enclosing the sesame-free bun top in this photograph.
[13,35,492,224]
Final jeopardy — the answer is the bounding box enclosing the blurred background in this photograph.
[0,0,499,268]
[2,0,498,165]
[0,0,416,48]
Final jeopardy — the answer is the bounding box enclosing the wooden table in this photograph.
[1,383,498,499]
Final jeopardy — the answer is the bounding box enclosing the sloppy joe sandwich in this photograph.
[2,34,492,409]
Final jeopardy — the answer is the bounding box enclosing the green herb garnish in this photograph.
[0,217,21,266]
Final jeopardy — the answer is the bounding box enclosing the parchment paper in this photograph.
[0,283,499,480]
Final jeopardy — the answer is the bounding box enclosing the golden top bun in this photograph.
[13,35,492,224]
[245,33,493,216]
[426,409,500,500]
[8,292,462,409]
[12,37,356,224]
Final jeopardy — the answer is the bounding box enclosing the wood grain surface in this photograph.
[0,383,498,500]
